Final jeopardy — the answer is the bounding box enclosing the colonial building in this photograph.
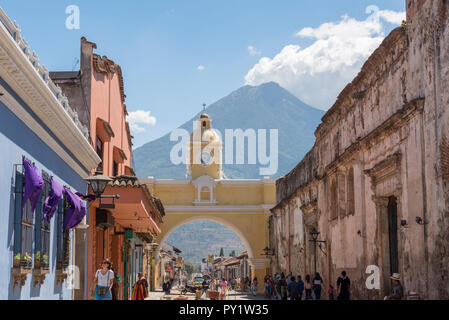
[0,8,99,299]
[270,0,449,300]
[157,242,183,288]
[50,38,165,300]
[141,112,276,292]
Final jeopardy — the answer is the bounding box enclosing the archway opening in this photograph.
[154,217,254,289]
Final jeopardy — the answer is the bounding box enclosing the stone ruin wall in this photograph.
[273,0,449,299]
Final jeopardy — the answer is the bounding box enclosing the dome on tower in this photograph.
[200,112,210,119]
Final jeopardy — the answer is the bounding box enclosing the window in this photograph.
[34,170,51,270]
[96,136,103,171]
[113,161,118,177]
[13,163,34,269]
[338,171,346,218]
[200,186,210,201]
[56,197,71,270]
[347,168,355,216]
[329,179,338,220]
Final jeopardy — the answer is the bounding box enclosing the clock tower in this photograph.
[186,111,223,180]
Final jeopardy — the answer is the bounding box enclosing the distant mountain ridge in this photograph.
[165,220,245,266]
[133,82,324,179]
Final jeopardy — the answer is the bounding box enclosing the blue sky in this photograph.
[1,0,405,148]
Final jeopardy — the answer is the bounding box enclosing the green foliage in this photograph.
[219,248,224,257]
[230,250,236,257]
[22,252,32,261]
[184,262,195,276]
[13,253,21,261]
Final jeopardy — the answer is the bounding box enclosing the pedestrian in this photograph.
[264,275,269,298]
[313,272,323,300]
[220,278,228,298]
[297,275,305,300]
[337,271,351,300]
[131,273,149,300]
[274,273,281,300]
[93,259,114,300]
[286,272,293,286]
[279,274,288,300]
[387,273,404,300]
[305,274,312,300]
[245,276,251,292]
[328,285,335,300]
[251,277,258,296]
[202,278,209,295]
[287,276,300,300]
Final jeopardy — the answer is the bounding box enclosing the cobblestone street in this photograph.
[146,288,264,301]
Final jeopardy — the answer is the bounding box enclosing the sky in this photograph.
[0,0,405,148]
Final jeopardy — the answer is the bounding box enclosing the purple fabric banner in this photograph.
[43,177,63,222]
[63,188,87,229]
[22,157,43,212]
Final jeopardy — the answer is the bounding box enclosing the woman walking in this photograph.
[305,274,313,300]
[313,272,323,300]
[93,259,114,300]
[132,273,149,300]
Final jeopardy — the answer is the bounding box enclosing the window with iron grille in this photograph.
[12,162,34,269]
[34,170,51,270]
[55,196,71,270]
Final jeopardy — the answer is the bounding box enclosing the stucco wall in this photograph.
[0,93,87,300]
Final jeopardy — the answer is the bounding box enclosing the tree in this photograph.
[219,248,224,257]
[230,250,236,257]
[184,262,195,276]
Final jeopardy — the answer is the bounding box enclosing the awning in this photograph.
[92,176,163,234]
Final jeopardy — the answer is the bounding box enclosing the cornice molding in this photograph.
[0,13,100,172]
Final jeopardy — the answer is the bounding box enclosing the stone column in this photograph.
[248,258,270,293]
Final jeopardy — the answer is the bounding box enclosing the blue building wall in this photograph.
[0,81,89,299]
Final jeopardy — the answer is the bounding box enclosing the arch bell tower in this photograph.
[186,109,224,180]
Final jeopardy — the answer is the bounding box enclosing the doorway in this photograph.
[387,197,399,276]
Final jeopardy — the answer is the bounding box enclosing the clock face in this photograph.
[201,151,212,166]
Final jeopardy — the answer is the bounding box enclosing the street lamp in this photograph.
[84,169,120,209]
[263,247,274,258]
[84,169,112,197]
[309,228,326,275]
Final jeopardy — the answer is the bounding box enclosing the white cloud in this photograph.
[197,65,205,71]
[248,45,262,56]
[245,5,405,110]
[127,110,156,134]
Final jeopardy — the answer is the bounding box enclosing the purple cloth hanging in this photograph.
[63,188,87,229]
[43,177,63,222]
[22,157,43,212]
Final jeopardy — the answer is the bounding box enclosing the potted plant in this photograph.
[13,253,21,268]
[42,254,49,270]
[34,251,41,269]
[22,252,32,269]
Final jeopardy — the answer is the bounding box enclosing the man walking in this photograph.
[287,276,300,300]
[337,271,351,300]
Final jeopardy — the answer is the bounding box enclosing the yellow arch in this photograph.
[155,215,254,261]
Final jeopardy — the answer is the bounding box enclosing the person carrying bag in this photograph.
[93,259,114,300]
